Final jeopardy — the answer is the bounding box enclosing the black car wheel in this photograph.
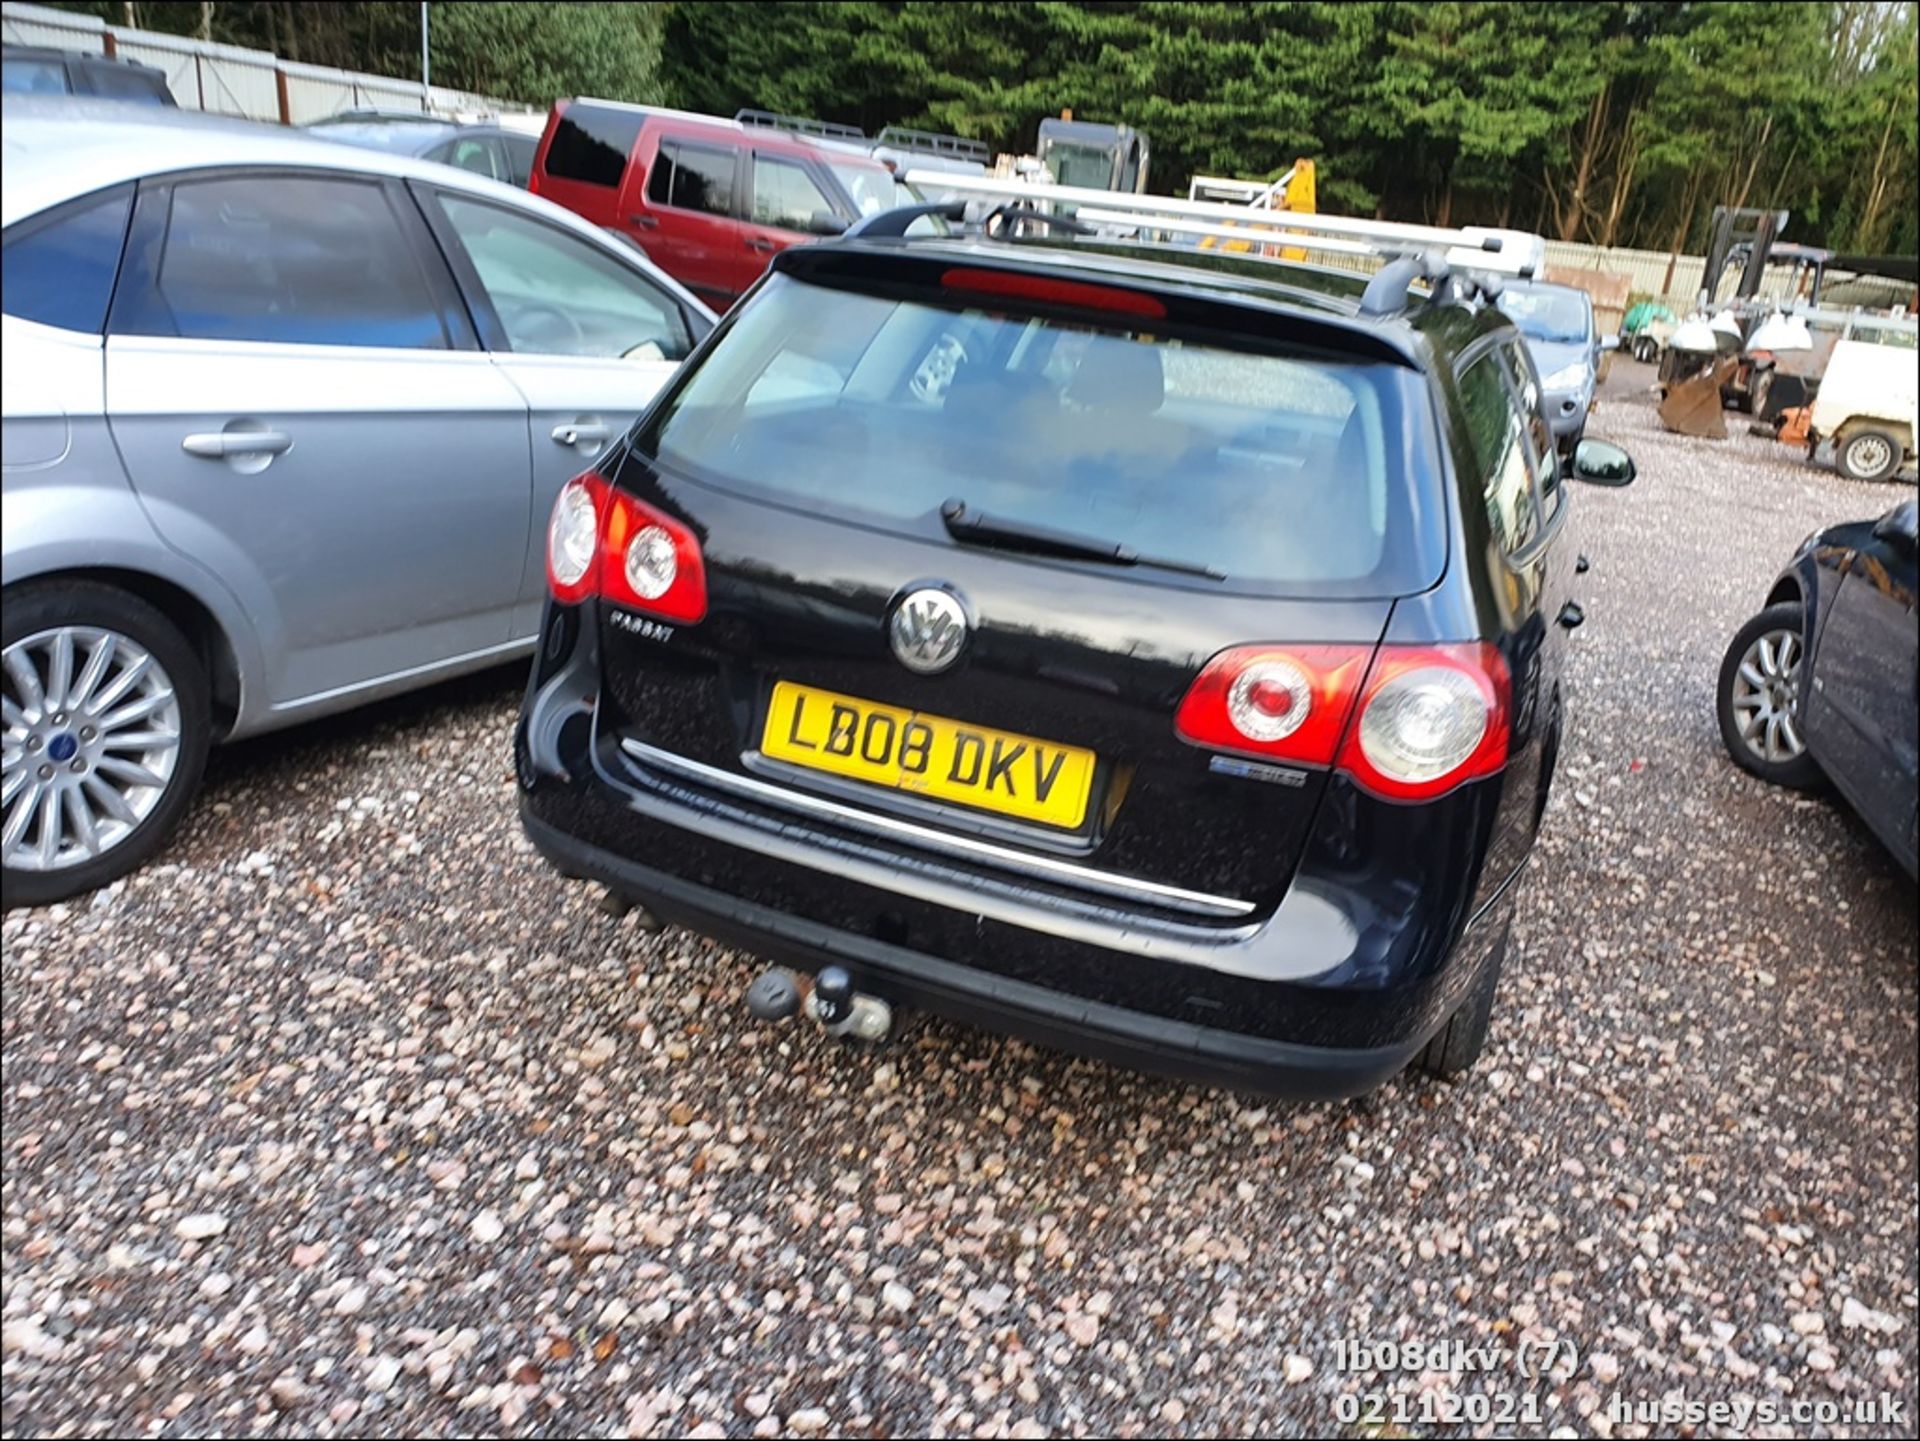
[1412,918,1508,1081]
[2,581,210,909]
[1716,602,1821,789]
[1837,428,1903,483]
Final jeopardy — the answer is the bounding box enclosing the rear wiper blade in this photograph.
[940,499,1225,580]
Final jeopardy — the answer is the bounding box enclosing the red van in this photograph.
[530,99,918,311]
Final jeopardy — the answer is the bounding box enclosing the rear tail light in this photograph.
[1338,645,1509,800]
[1176,642,1509,801]
[1176,645,1372,765]
[544,471,708,624]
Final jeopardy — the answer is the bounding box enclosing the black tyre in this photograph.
[1716,601,1821,790]
[1837,428,1902,483]
[1412,918,1508,1081]
[2,581,211,908]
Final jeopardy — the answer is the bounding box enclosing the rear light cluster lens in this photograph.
[547,482,599,593]
[1228,659,1312,742]
[1176,642,1509,801]
[544,471,707,624]
[1175,645,1370,765]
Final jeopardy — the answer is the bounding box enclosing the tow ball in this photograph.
[746,965,893,1042]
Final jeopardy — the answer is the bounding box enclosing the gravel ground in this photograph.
[4,366,1916,1439]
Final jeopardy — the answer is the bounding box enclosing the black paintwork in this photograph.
[1766,500,1919,878]
[517,228,1585,1096]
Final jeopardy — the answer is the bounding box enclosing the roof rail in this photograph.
[874,126,992,165]
[900,170,1546,282]
[735,108,868,143]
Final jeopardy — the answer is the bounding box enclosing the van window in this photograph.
[2,186,133,333]
[648,141,736,217]
[1457,352,1538,554]
[116,176,448,350]
[640,273,1443,596]
[433,193,692,360]
[1499,340,1562,521]
[543,105,644,188]
[750,156,833,231]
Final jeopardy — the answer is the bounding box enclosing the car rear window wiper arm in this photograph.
[940,499,1225,580]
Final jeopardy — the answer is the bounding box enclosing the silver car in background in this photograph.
[2,100,714,905]
[1494,278,1614,457]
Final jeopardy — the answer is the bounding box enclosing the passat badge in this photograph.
[890,588,969,675]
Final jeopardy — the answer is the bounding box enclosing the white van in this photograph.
[1809,338,1918,481]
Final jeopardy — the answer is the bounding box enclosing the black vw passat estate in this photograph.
[516,213,1636,1097]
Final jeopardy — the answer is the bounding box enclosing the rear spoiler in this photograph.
[772,243,1427,370]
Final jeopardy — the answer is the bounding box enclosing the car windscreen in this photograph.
[1496,287,1590,344]
[638,273,1442,596]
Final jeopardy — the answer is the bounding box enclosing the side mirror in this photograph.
[1570,438,1635,487]
[808,210,849,237]
[1872,500,1918,551]
[1599,335,1620,354]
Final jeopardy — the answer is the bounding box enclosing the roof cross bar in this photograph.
[901,170,1545,278]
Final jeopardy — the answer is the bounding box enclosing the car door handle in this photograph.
[747,236,777,252]
[551,422,611,448]
[1557,602,1586,630]
[629,214,658,230]
[181,429,292,459]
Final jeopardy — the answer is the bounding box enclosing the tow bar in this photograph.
[746,966,893,1042]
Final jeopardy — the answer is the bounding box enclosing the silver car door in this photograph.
[416,186,703,636]
[102,171,534,711]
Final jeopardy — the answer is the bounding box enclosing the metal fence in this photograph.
[2,0,537,125]
[1537,241,1704,306]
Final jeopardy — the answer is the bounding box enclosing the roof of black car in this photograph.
[820,230,1515,366]
[848,232,1373,314]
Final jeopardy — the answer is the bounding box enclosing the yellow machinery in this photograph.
[1188,160,1317,259]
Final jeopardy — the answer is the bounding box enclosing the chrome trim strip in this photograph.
[618,737,1257,919]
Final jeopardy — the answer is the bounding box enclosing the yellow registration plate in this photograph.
[761,681,1096,830]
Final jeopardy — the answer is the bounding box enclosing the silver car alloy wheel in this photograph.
[1728,626,1806,765]
[1844,433,1892,478]
[2,626,183,873]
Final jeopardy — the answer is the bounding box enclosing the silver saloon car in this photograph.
[2,100,715,906]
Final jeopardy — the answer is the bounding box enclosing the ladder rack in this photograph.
[735,108,868,144]
[901,169,1547,278]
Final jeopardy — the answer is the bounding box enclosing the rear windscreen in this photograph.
[640,273,1443,595]
[543,105,643,187]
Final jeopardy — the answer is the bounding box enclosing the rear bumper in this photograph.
[514,604,1531,1098]
[523,805,1470,1098]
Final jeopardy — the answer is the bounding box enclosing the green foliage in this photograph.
[41,1,1919,255]
[431,3,663,106]
[41,2,667,105]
